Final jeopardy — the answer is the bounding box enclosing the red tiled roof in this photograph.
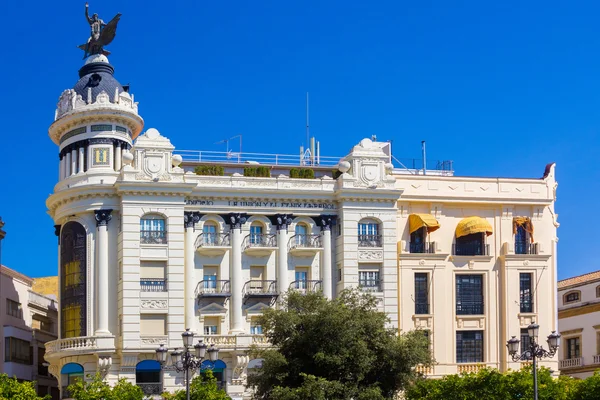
[558,270,600,289]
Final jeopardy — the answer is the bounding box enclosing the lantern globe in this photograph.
[171,349,183,365]
[195,340,207,359]
[207,344,219,362]
[507,336,520,355]
[528,323,540,340]
[182,329,195,348]
[547,331,561,351]
[156,344,169,364]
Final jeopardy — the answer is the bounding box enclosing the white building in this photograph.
[557,270,600,378]
[0,266,59,399]
[43,37,560,400]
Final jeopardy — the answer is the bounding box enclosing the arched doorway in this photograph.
[61,363,83,397]
[201,359,227,390]
[135,360,162,396]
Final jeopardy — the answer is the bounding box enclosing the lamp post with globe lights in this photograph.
[156,329,219,400]
[506,322,560,400]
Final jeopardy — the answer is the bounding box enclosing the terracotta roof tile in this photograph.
[558,270,600,289]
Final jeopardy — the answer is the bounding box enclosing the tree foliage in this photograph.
[161,370,230,400]
[0,374,50,400]
[405,367,600,400]
[247,289,432,400]
[67,374,144,400]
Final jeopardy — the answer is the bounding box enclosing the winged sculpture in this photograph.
[78,2,121,59]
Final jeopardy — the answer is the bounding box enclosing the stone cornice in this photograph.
[47,187,118,215]
[397,194,553,205]
[558,302,600,319]
[398,253,450,261]
[116,182,197,197]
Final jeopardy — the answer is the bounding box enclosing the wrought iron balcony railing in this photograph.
[289,280,322,294]
[243,234,277,249]
[195,232,231,248]
[137,383,162,396]
[515,242,539,255]
[410,242,436,254]
[242,280,278,303]
[453,243,490,256]
[358,234,382,247]
[358,279,382,292]
[287,234,322,251]
[140,278,167,292]
[456,301,484,315]
[415,303,430,315]
[196,280,231,298]
[140,230,168,244]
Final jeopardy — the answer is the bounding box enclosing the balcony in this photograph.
[359,279,382,293]
[195,233,231,256]
[453,243,490,256]
[410,242,436,254]
[194,334,271,351]
[560,357,583,369]
[243,234,277,256]
[140,278,167,292]
[289,280,322,294]
[140,230,167,245]
[242,280,278,304]
[288,234,323,256]
[456,301,484,315]
[45,335,115,362]
[28,291,58,311]
[196,280,231,301]
[593,355,600,365]
[358,234,382,248]
[137,383,162,396]
[515,242,539,255]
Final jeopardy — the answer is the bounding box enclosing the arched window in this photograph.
[60,222,87,338]
[136,360,162,396]
[140,215,167,244]
[294,223,309,246]
[202,221,218,245]
[250,222,264,245]
[564,291,581,304]
[61,363,84,389]
[358,219,381,247]
[597,286,600,298]
[201,359,227,390]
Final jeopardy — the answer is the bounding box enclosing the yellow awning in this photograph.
[455,216,493,238]
[409,214,441,234]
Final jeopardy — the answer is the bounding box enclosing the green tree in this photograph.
[0,374,49,400]
[247,289,432,400]
[571,371,600,400]
[67,374,144,400]
[162,370,230,400]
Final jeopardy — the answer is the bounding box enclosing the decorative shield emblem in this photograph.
[145,155,163,175]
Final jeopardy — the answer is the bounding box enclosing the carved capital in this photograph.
[314,214,337,231]
[224,213,248,229]
[97,355,112,377]
[184,211,202,229]
[269,214,294,231]
[95,209,113,227]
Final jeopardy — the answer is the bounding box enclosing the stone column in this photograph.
[95,209,113,335]
[71,148,77,175]
[65,151,71,177]
[226,213,248,334]
[184,212,201,331]
[115,143,122,171]
[270,214,293,295]
[78,147,85,173]
[316,215,337,299]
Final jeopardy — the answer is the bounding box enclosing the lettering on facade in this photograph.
[185,199,335,209]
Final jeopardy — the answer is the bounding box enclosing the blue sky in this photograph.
[0,1,598,279]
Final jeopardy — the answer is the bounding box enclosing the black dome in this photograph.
[73,62,124,104]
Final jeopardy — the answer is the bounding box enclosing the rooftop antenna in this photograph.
[306,92,310,149]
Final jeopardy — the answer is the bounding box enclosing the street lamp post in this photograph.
[156,329,220,400]
[507,322,561,400]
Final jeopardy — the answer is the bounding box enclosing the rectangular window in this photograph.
[358,269,381,292]
[250,319,263,335]
[520,328,532,358]
[410,227,427,253]
[140,218,167,244]
[4,337,32,365]
[415,273,429,314]
[6,299,22,318]
[203,266,218,291]
[250,266,265,291]
[140,261,167,292]
[338,266,342,282]
[32,316,53,333]
[63,304,82,338]
[519,273,533,313]
[140,315,166,336]
[358,223,381,247]
[204,317,219,335]
[295,267,309,290]
[456,331,484,363]
[566,337,581,360]
[456,275,484,315]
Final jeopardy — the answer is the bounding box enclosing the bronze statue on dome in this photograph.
[78,2,121,59]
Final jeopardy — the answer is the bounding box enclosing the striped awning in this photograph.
[408,214,441,234]
[455,216,493,238]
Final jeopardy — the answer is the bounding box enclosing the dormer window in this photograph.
[564,291,581,304]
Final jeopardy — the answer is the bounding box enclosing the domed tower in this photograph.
[45,4,143,389]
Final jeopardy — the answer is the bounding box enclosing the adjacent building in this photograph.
[557,270,600,378]
[1,266,59,399]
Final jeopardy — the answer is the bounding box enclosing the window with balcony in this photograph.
[140,261,167,292]
[414,273,429,314]
[140,215,167,244]
[203,266,218,291]
[250,223,263,245]
[140,315,166,336]
[358,267,381,292]
[6,298,22,318]
[358,220,381,247]
[32,315,53,333]
[515,225,528,255]
[410,227,427,253]
[563,291,581,304]
[520,328,532,358]
[136,360,162,397]
[250,318,263,335]
[519,273,533,313]
[454,233,487,256]
[4,337,31,364]
[513,217,534,254]
[456,275,484,315]
[456,331,484,363]
[566,337,581,360]
[204,317,219,335]
[294,267,309,290]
